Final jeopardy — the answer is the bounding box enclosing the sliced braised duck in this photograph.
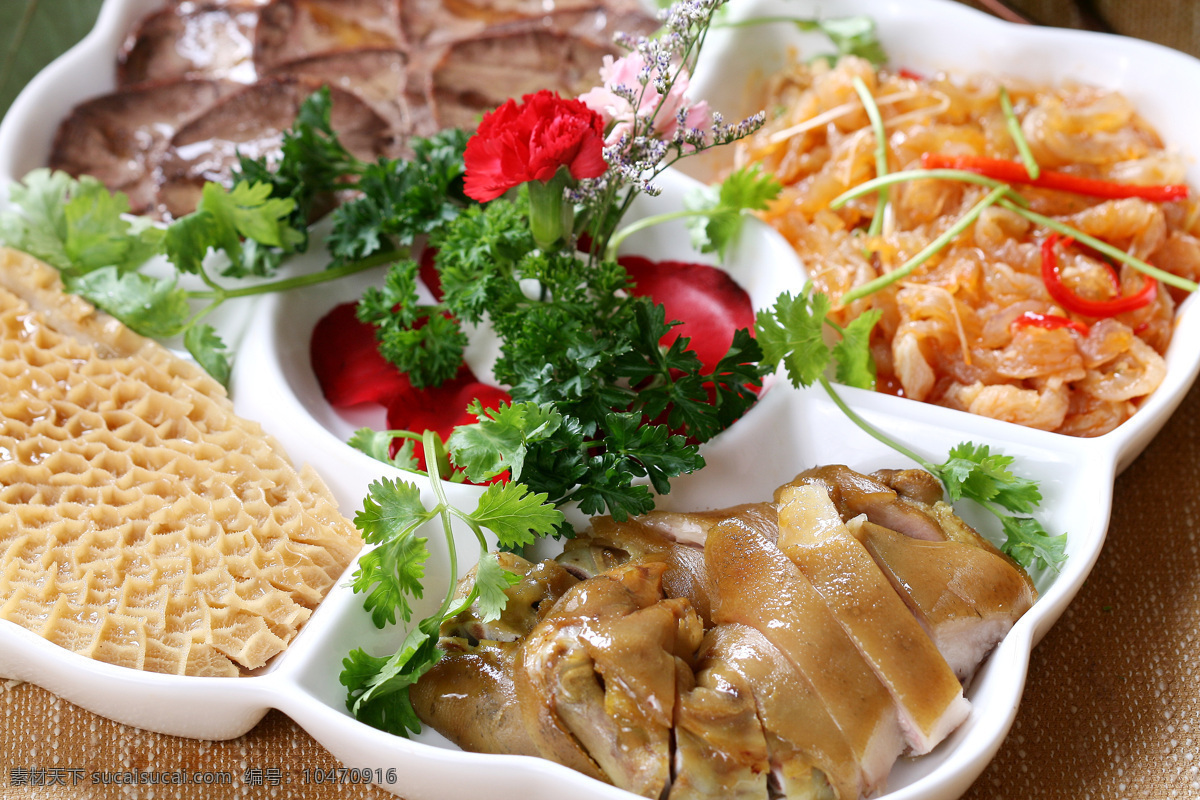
[154,77,391,219]
[253,0,407,72]
[47,78,239,215]
[776,484,970,755]
[118,2,260,86]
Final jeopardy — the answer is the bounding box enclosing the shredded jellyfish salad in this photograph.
[737,56,1200,437]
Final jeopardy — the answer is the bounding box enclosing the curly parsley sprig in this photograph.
[757,285,1068,572]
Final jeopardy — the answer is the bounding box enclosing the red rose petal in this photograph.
[311,302,412,407]
[619,256,756,373]
[386,365,511,474]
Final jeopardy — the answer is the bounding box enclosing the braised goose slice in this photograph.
[783,465,947,542]
[705,515,905,795]
[776,484,970,755]
[675,622,862,800]
[514,560,704,798]
[848,517,1036,681]
[670,624,772,800]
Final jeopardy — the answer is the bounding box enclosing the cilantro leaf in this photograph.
[447,400,563,482]
[0,169,164,276]
[939,442,1043,513]
[352,477,436,627]
[348,428,422,472]
[65,267,190,339]
[756,288,833,387]
[473,552,524,623]
[165,181,300,278]
[684,164,781,261]
[831,308,881,390]
[468,481,564,550]
[341,616,442,736]
[183,324,232,387]
[1000,514,1069,572]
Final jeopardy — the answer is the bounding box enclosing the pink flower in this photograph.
[463,90,608,203]
[579,53,711,147]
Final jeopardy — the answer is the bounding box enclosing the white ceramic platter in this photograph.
[2,0,1200,799]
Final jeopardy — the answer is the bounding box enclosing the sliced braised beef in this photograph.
[253,0,406,72]
[48,78,238,215]
[155,77,390,218]
[429,28,615,131]
[118,2,260,86]
[262,47,430,144]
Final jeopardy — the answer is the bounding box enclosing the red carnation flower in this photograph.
[463,90,608,203]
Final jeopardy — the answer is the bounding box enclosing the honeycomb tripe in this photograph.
[0,247,363,677]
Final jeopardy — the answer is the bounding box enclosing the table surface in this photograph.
[3,2,1200,800]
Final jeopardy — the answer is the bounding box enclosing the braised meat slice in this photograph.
[782,464,947,541]
[429,29,614,132]
[118,3,260,86]
[670,625,772,800]
[262,48,426,144]
[515,560,704,797]
[155,77,391,218]
[705,515,903,795]
[557,504,774,624]
[849,517,1036,681]
[253,0,407,72]
[47,78,239,216]
[776,484,970,755]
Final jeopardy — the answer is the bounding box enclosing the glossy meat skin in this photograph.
[414,466,1036,799]
[776,484,970,756]
[706,515,903,795]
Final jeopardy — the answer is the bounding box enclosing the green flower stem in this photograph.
[528,170,574,251]
[852,76,889,238]
[998,199,1200,293]
[840,184,1009,305]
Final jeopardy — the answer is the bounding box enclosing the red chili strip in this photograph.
[1011,311,1090,337]
[1040,233,1158,318]
[921,153,1190,203]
